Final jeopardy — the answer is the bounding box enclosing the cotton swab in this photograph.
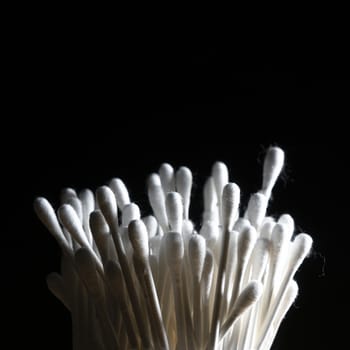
[230,226,257,306]
[109,178,131,210]
[60,187,77,204]
[203,176,219,222]
[57,204,89,249]
[212,162,229,208]
[129,219,169,350]
[165,192,183,233]
[245,192,268,230]
[148,173,168,231]
[201,249,214,337]
[34,197,73,256]
[262,223,290,314]
[188,233,206,346]
[199,220,219,253]
[142,215,158,238]
[220,280,263,340]
[89,210,117,266]
[261,146,285,200]
[175,166,192,220]
[79,189,95,245]
[121,203,141,227]
[58,204,103,274]
[159,163,176,194]
[238,238,271,350]
[165,231,187,350]
[208,183,240,350]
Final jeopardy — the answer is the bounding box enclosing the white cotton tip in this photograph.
[221,281,263,338]
[289,233,313,273]
[79,189,95,215]
[142,215,158,238]
[188,234,207,282]
[96,186,118,229]
[89,210,111,263]
[175,166,192,220]
[202,177,220,223]
[278,214,295,240]
[165,191,184,232]
[269,223,290,283]
[34,197,70,252]
[79,189,95,238]
[278,280,298,321]
[58,204,90,248]
[109,178,130,210]
[222,183,240,231]
[250,238,271,281]
[246,192,268,229]
[121,203,141,227]
[182,220,195,252]
[66,196,83,221]
[128,219,149,262]
[147,173,168,230]
[60,188,77,204]
[165,231,184,270]
[159,163,175,193]
[201,249,214,298]
[148,172,162,187]
[271,223,289,260]
[90,210,109,237]
[212,161,229,200]
[199,220,219,248]
[261,146,285,198]
[233,280,263,316]
[238,226,257,263]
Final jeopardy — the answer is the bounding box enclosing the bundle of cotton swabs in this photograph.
[34,146,312,350]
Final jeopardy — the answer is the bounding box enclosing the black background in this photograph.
[3,6,350,349]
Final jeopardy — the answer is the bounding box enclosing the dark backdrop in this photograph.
[3,9,349,350]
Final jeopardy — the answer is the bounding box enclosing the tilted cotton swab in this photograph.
[35,146,313,350]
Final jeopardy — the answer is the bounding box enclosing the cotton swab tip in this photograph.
[165,191,183,232]
[188,234,207,281]
[122,203,141,227]
[96,186,118,228]
[109,178,130,210]
[128,219,150,262]
[262,146,285,197]
[222,182,240,230]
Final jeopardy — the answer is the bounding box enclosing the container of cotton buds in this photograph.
[34,146,312,350]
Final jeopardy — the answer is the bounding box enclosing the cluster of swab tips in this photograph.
[34,146,312,350]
